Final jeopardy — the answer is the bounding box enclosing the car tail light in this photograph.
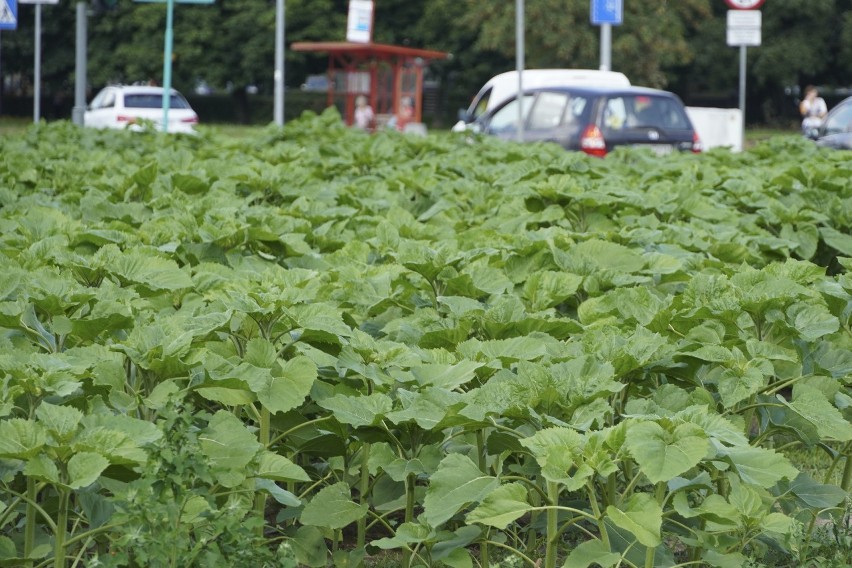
[692,131,703,153]
[116,115,136,123]
[580,125,607,157]
[181,116,199,124]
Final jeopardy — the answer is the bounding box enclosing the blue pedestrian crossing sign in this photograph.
[0,0,17,31]
[591,0,623,26]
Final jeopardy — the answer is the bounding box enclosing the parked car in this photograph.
[453,68,631,132]
[810,96,852,150]
[473,85,701,157]
[84,85,199,133]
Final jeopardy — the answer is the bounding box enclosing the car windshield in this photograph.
[124,93,190,109]
[603,95,690,131]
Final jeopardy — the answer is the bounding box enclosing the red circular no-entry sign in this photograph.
[724,0,765,9]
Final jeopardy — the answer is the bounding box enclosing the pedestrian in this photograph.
[396,97,414,132]
[799,85,827,135]
[354,95,375,131]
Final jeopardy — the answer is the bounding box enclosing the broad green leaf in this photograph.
[520,427,592,490]
[67,451,109,489]
[316,392,393,428]
[783,388,852,441]
[248,356,317,415]
[820,226,852,256]
[717,444,799,487]
[439,548,473,568]
[200,411,261,488]
[624,421,708,483]
[702,550,748,568]
[255,478,301,507]
[385,387,462,430]
[562,539,621,568]
[715,366,766,409]
[605,493,662,547]
[245,337,277,368]
[787,302,840,341]
[255,451,310,482]
[369,522,432,549]
[291,525,327,568]
[409,361,483,390]
[465,482,529,529]
[784,472,848,508]
[23,455,60,484]
[423,453,498,527]
[110,249,192,291]
[35,402,83,442]
[0,419,46,459]
[300,482,368,529]
[523,271,583,311]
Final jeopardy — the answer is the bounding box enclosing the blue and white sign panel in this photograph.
[591,0,623,26]
[0,0,17,31]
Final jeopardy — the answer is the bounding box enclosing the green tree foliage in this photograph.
[0,0,850,122]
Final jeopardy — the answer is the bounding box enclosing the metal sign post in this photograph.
[273,0,284,126]
[72,2,86,125]
[516,0,524,141]
[19,0,56,123]
[590,0,622,72]
[135,0,213,132]
[726,7,762,149]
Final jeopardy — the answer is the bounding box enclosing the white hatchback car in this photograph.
[84,85,199,133]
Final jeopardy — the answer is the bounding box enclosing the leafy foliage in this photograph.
[0,115,850,567]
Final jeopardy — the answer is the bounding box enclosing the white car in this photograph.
[453,69,631,132]
[84,85,199,133]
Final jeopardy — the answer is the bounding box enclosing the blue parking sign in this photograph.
[591,0,623,26]
[0,0,16,31]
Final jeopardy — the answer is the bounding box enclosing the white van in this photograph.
[452,68,631,131]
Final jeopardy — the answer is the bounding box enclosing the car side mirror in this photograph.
[457,108,472,123]
[805,127,820,140]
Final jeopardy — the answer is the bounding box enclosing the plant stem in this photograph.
[841,449,852,492]
[545,481,560,568]
[54,488,69,568]
[402,471,416,568]
[254,406,271,537]
[357,442,371,551]
[586,481,610,549]
[645,483,666,568]
[476,429,490,568]
[24,476,37,567]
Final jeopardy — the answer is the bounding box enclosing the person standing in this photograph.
[354,95,375,131]
[396,97,414,132]
[799,85,827,135]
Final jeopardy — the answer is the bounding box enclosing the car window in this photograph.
[486,94,534,134]
[471,87,492,121]
[528,92,570,130]
[603,97,628,130]
[124,93,190,110]
[627,95,690,129]
[97,90,116,109]
[823,102,852,135]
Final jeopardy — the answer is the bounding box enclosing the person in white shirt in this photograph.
[799,85,827,135]
[354,95,375,131]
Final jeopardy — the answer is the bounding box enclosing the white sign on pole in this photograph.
[346,0,373,43]
[727,9,761,46]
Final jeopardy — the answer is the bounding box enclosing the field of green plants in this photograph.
[1,110,850,568]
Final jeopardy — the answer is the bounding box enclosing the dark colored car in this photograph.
[474,85,701,157]
[811,96,852,150]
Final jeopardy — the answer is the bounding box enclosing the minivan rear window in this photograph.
[603,95,690,131]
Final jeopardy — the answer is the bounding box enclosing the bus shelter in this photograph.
[291,41,449,127]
